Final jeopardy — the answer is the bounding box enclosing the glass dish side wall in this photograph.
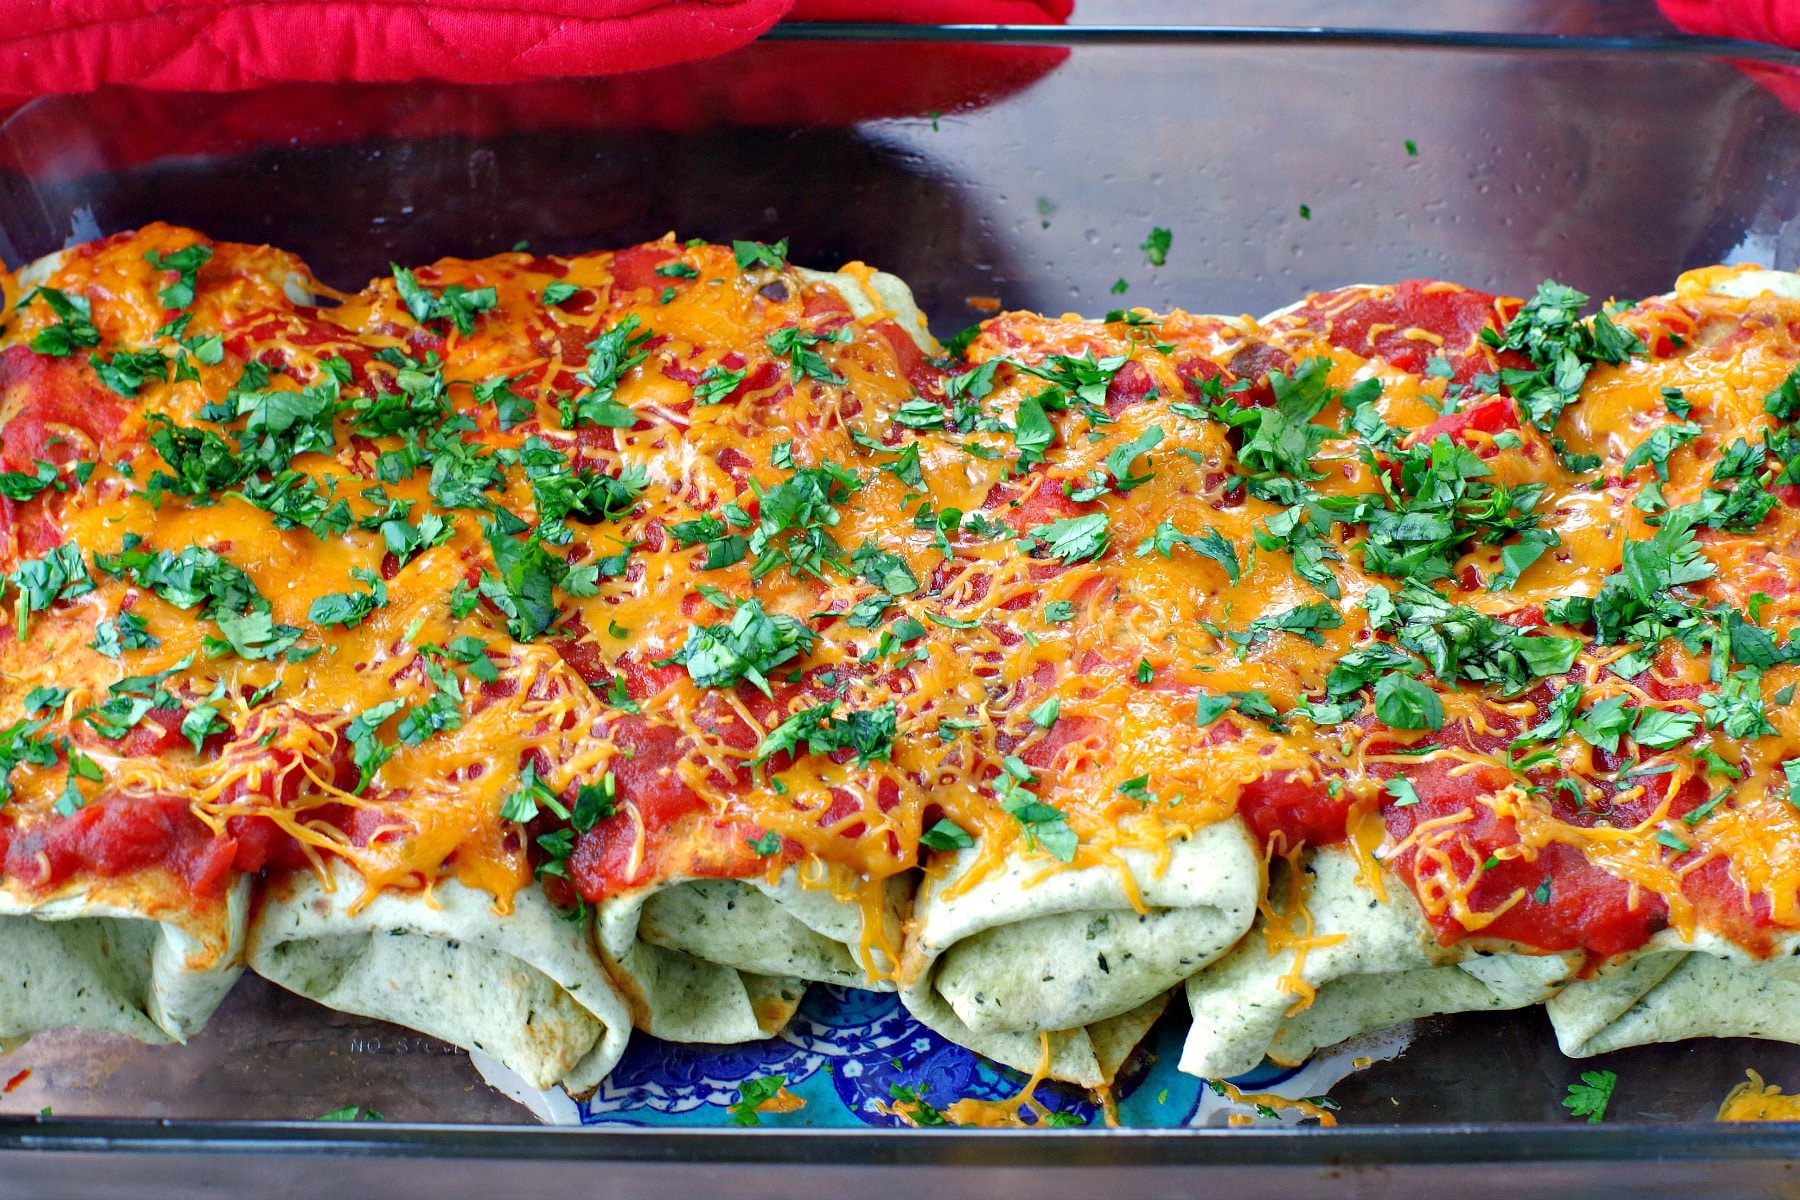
[0,30,1799,1140]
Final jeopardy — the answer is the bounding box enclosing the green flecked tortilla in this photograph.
[0,876,248,1046]
[794,266,938,354]
[597,870,911,1043]
[1706,268,1800,301]
[900,817,1262,1088]
[249,862,630,1094]
[1180,847,1579,1080]
[1547,929,1800,1057]
[588,260,930,1047]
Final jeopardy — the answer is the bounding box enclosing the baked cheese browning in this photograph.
[4,223,1800,992]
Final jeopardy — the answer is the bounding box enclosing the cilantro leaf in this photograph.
[7,542,94,631]
[1562,1070,1616,1124]
[669,511,750,570]
[1140,226,1172,267]
[1621,420,1702,481]
[1631,705,1699,750]
[1017,351,1127,425]
[733,239,789,270]
[1373,672,1444,731]
[1101,424,1163,493]
[1028,513,1110,564]
[89,346,170,398]
[1228,357,1343,481]
[851,541,919,596]
[693,364,748,406]
[309,567,389,630]
[1701,668,1776,739]
[920,818,976,851]
[1764,364,1800,421]
[994,757,1077,862]
[346,699,406,790]
[727,1075,787,1126]
[1136,518,1246,586]
[1573,694,1633,753]
[1246,600,1343,648]
[1010,395,1057,467]
[0,718,58,807]
[471,375,536,431]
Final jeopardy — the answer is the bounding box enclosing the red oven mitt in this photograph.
[1657,0,1800,110]
[1656,0,1800,47]
[0,0,1071,98]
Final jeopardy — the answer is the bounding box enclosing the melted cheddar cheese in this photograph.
[1,226,1799,977]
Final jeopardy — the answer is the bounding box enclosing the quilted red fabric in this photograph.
[1656,0,1800,47]
[1657,0,1800,111]
[0,0,1070,99]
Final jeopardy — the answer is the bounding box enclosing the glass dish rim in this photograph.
[760,21,1800,69]
[5,1114,1800,1159]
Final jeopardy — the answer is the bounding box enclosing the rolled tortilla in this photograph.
[0,875,248,1046]
[795,266,938,354]
[1533,263,1800,1061]
[249,860,630,1093]
[14,243,316,310]
[1180,846,1579,1080]
[586,260,933,1046]
[1546,932,1800,1058]
[596,869,911,1043]
[900,816,1262,1088]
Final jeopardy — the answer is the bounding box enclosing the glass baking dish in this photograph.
[4,21,1800,1192]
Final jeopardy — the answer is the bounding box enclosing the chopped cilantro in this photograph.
[23,288,100,357]
[746,462,862,580]
[656,596,818,696]
[1483,281,1645,432]
[471,375,536,431]
[733,239,789,270]
[1764,364,1800,421]
[391,263,497,336]
[767,325,846,387]
[309,567,388,630]
[90,346,171,398]
[920,818,976,851]
[1140,226,1172,267]
[728,1074,787,1126]
[995,757,1077,861]
[1384,777,1422,807]
[145,244,213,310]
[8,542,94,631]
[0,718,58,807]
[1630,706,1699,750]
[564,314,652,427]
[755,701,897,767]
[693,364,748,406]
